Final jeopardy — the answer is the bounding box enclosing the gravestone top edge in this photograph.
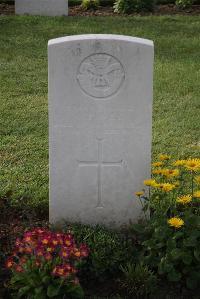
[48,34,154,48]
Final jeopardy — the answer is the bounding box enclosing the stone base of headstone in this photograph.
[15,0,68,16]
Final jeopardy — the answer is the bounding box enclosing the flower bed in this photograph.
[2,155,200,298]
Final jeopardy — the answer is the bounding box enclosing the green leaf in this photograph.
[33,286,46,299]
[167,270,181,282]
[182,266,190,274]
[17,286,31,298]
[34,286,44,294]
[172,231,184,240]
[166,239,176,250]
[64,284,84,299]
[155,242,165,249]
[131,223,145,233]
[171,248,182,260]
[184,236,197,247]
[10,274,24,284]
[42,276,50,284]
[186,276,198,290]
[182,252,192,265]
[194,249,200,262]
[142,239,155,249]
[162,262,174,273]
[47,284,60,298]
[158,257,174,274]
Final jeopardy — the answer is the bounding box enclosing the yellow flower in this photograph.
[161,168,180,178]
[143,179,157,187]
[159,183,176,192]
[168,217,184,229]
[184,158,200,172]
[195,176,200,185]
[193,191,200,198]
[176,195,192,205]
[152,168,163,175]
[135,191,144,197]
[158,154,171,161]
[173,160,186,167]
[151,181,160,188]
[152,161,164,167]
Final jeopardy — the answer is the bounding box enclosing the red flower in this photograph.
[24,246,32,254]
[41,239,49,245]
[63,234,74,247]
[80,244,89,258]
[19,257,27,264]
[70,266,77,274]
[51,238,59,246]
[60,247,70,259]
[17,246,24,254]
[73,248,81,258]
[15,238,22,247]
[12,251,18,257]
[52,265,72,278]
[73,277,80,285]
[33,228,46,235]
[23,232,33,243]
[35,246,44,257]
[64,264,72,272]
[52,266,64,277]
[44,253,52,261]
[35,259,41,267]
[55,233,64,245]
[46,246,55,253]
[5,258,14,269]
[15,265,24,273]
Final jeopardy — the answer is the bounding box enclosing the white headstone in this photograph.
[48,34,154,227]
[15,0,68,16]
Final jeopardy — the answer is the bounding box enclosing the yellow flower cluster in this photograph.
[172,158,200,171]
[158,154,171,161]
[159,183,176,192]
[135,191,144,197]
[195,176,200,185]
[143,179,158,187]
[152,167,179,178]
[173,159,186,166]
[193,191,200,198]
[168,217,184,228]
[184,158,200,171]
[143,179,176,192]
[161,168,180,178]
[152,161,164,167]
[176,195,192,205]
[138,154,200,234]
[152,168,163,175]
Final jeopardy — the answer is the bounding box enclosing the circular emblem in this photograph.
[77,53,125,98]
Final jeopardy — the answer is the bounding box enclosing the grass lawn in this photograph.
[0,15,200,209]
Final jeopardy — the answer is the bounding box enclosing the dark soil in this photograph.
[0,2,14,14]
[69,4,200,16]
[1,4,200,16]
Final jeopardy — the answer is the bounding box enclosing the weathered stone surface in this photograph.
[48,34,154,227]
[15,0,68,16]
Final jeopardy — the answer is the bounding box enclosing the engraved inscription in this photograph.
[77,53,125,98]
[77,138,123,208]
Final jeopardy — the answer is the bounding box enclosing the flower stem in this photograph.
[191,171,194,197]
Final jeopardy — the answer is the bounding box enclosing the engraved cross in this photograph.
[77,138,123,208]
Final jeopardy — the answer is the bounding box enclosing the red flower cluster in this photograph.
[5,228,89,279]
